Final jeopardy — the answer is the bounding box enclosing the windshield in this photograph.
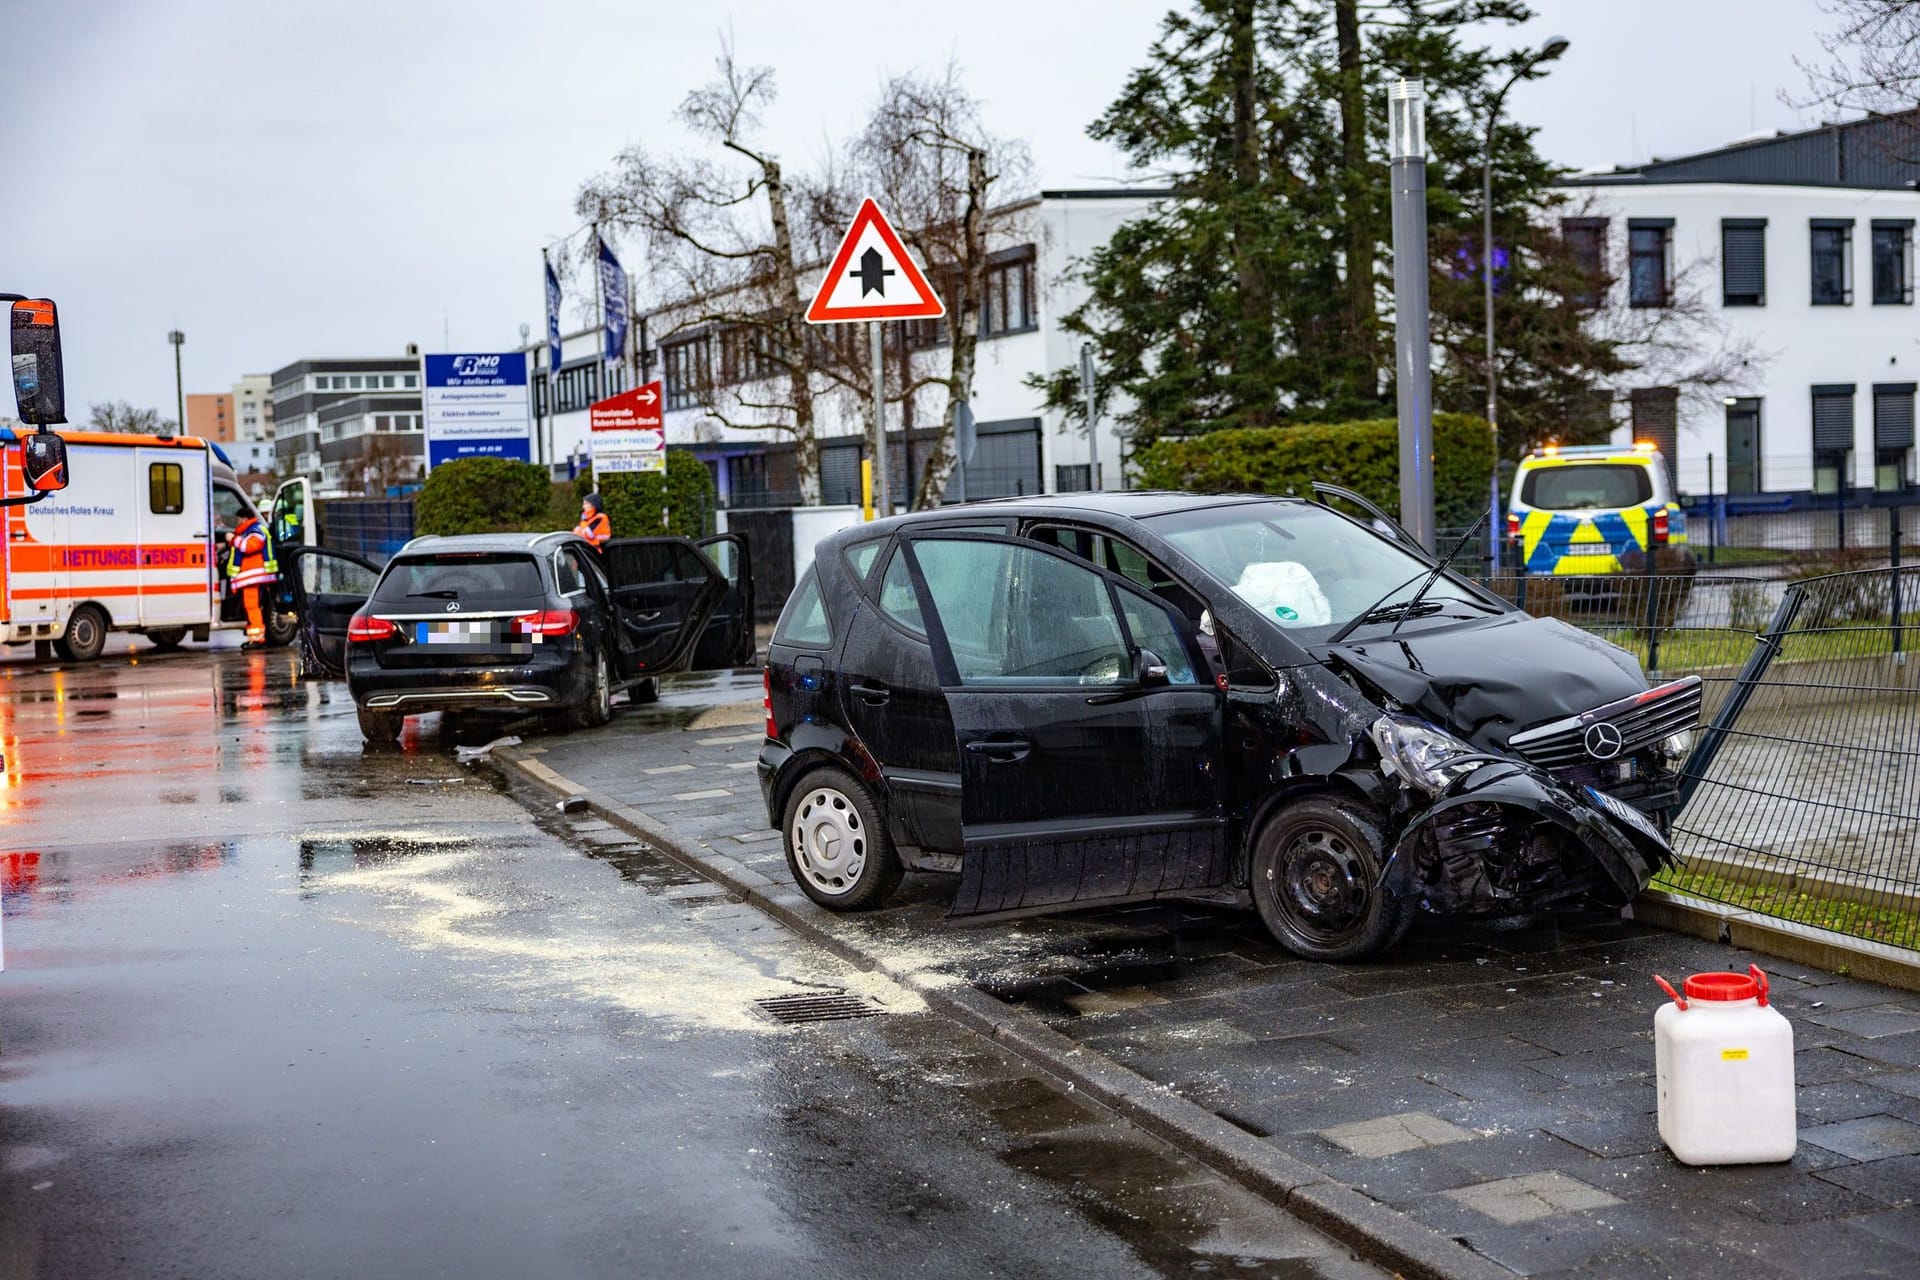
[370,552,546,612]
[1148,502,1485,641]
[1520,463,1653,510]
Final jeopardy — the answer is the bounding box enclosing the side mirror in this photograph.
[22,430,69,493]
[1134,648,1171,688]
[10,298,67,426]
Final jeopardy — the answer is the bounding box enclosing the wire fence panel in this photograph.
[1668,565,1920,949]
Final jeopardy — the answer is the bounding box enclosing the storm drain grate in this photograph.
[755,991,889,1024]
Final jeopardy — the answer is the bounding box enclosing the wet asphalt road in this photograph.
[0,645,1379,1280]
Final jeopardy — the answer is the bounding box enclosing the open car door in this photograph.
[600,538,728,679]
[282,546,380,679]
[895,532,1230,919]
[690,533,754,668]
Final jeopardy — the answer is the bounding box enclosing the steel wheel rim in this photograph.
[1268,825,1368,943]
[791,786,867,896]
[72,612,100,651]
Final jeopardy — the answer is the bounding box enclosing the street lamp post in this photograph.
[1482,34,1569,568]
[167,329,186,434]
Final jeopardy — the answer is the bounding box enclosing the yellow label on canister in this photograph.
[1722,1048,1750,1061]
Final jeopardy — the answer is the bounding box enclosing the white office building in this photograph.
[1561,110,1920,505]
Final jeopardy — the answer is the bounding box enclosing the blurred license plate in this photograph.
[415,620,500,645]
[1585,786,1666,846]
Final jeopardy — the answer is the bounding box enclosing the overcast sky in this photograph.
[2,0,1838,417]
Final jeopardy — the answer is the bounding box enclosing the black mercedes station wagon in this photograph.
[757,493,1694,960]
[287,532,752,742]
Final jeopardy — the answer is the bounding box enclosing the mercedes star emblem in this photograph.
[445,601,462,613]
[1583,721,1625,760]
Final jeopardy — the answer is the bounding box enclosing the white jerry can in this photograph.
[1653,965,1796,1165]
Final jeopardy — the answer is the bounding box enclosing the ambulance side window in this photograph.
[212,486,248,534]
[150,463,185,515]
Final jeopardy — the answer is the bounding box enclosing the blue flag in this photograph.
[598,236,628,365]
[544,257,563,378]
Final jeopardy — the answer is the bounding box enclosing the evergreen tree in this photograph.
[1034,0,1632,455]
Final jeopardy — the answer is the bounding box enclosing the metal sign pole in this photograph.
[1388,78,1436,551]
[871,319,889,515]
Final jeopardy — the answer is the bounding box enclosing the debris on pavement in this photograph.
[455,734,522,763]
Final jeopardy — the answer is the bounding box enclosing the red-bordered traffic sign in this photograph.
[805,198,945,324]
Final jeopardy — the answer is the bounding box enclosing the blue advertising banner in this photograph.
[422,352,533,468]
[544,258,563,378]
[598,236,628,364]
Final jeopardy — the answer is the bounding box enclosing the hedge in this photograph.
[1131,413,1495,529]
[414,457,554,536]
[585,451,717,540]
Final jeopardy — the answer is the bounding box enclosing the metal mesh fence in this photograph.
[1665,565,1920,949]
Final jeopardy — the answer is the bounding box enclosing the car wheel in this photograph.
[782,767,903,911]
[568,647,613,730]
[356,706,403,743]
[1250,797,1410,962]
[265,607,299,648]
[53,604,109,662]
[143,627,188,652]
[630,677,660,706]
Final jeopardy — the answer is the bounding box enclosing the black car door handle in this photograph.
[965,739,1031,762]
[849,681,890,705]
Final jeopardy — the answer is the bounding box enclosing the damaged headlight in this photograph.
[1658,729,1693,763]
[1369,716,1483,795]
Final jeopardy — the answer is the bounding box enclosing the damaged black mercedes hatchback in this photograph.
[757,493,1692,960]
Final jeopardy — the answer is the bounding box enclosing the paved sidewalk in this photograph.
[510,697,1920,1279]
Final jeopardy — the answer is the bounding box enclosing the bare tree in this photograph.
[845,65,1033,509]
[356,435,423,496]
[576,39,826,504]
[1795,1,1920,117]
[88,401,174,433]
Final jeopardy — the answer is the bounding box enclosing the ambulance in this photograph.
[0,429,295,660]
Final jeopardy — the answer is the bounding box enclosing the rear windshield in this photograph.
[371,553,546,611]
[1521,463,1653,510]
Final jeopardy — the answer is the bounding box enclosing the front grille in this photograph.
[1505,676,1702,771]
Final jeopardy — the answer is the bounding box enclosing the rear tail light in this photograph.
[347,612,398,643]
[1651,508,1670,546]
[513,610,579,637]
[764,667,777,739]
[1505,512,1521,543]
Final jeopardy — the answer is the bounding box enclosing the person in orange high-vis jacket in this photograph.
[574,493,611,550]
[226,512,277,648]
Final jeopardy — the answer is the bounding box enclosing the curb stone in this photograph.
[490,744,1515,1280]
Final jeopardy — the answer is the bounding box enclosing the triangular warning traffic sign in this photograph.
[805,198,946,324]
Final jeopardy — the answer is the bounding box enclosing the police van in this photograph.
[1507,442,1692,577]
[0,430,294,660]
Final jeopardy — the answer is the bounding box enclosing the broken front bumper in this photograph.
[1379,761,1675,915]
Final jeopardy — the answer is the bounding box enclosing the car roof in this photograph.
[841,490,1304,541]
[398,532,576,556]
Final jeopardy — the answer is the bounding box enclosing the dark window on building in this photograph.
[725,452,772,507]
[1721,219,1767,306]
[1561,217,1607,308]
[1812,383,1856,494]
[552,363,601,415]
[1873,382,1915,492]
[1054,463,1093,493]
[1872,220,1914,305]
[820,440,864,506]
[1628,220,1672,307]
[149,462,184,514]
[717,323,781,385]
[1811,219,1854,305]
[532,372,548,418]
[662,337,710,411]
[981,250,1037,337]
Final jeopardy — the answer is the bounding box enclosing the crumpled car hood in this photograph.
[1322,614,1647,749]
